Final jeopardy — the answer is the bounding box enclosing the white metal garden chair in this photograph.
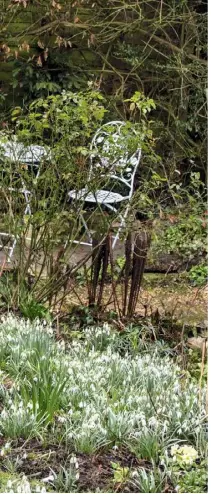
[0,139,49,264]
[68,121,141,249]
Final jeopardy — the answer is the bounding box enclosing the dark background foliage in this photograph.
[0,0,207,183]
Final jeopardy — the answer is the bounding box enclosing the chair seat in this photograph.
[68,188,128,204]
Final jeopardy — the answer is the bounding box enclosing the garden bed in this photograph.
[0,315,207,493]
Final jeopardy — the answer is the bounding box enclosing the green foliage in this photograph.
[20,297,51,321]
[111,462,130,484]
[130,431,162,463]
[1,0,207,181]
[150,173,207,261]
[168,445,207,493]
[69,306,95,326]
[50,457,79,493]
[125,91,156,116]
[1,89,155,312]
[1,90,107,309]
[130,465,168,493]
[188,264,208,286]
[157,216,206,259]
[13,89,106,151]
[176,460,207,493]
[185,348,207,384]
[11,58,88,104]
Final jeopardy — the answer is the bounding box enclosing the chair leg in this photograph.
[8,238,17,262]
[112,218,124,249]
[71,211,92,246]
[112,205,129,249]
[80,212,92,243]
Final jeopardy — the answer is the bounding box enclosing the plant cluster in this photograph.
[148,173,207,267]
[188,264,208,286]
[0,315,207,492]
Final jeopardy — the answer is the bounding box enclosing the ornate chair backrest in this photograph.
[90,121,141,198]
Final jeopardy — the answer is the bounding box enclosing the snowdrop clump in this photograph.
[6,476,46,493]
[0,315,207,452]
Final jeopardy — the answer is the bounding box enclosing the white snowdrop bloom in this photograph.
[17,476,32,493]
[42,474,55,482]
[58,416,66,423]
[149,416,158,428]
[1,409,8,419]
[70,455,77,464]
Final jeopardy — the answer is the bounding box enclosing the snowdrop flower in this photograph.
[34,486,46,493]
[42,474,55,483]
[57,415,66,423]
[70,455,77,464]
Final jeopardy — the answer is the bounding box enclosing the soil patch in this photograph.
[0,439,159,492]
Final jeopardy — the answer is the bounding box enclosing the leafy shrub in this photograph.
[185,348,208,385]
[188,264,208,286]
[150,173,207,262]
[1,89,155,312]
